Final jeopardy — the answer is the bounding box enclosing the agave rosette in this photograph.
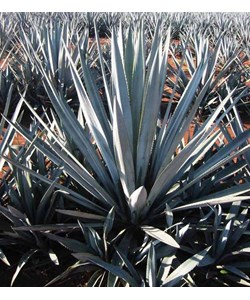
[0,13,250,286]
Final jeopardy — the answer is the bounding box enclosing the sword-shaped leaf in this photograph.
[162,246,211,286]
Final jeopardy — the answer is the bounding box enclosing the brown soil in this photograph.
[0,130,26,179]
[0,57,10,71]
[89,37,110,47]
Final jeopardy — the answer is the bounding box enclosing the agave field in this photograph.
[1,11,250,287]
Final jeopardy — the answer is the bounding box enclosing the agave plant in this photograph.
[180,202,250,286]
[0,12,250,286]
[8,17,104,114]
[0,112,77,286]
[1,15,249,285]
[165,30,248,119]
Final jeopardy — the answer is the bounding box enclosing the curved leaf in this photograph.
[0,247,10,266]
[73,253,138,287]
[11,249,38,287]
[129,186,147,214]
[141,226,180,249]
[162,246,211,286]
[43,232,89,253]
